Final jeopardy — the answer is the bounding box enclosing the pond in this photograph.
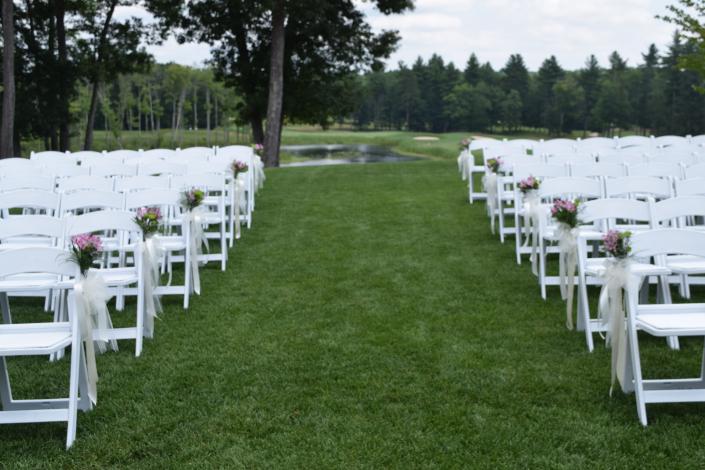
[280,144,420,167]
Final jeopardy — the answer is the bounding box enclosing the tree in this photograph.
[1,0,15,157]
[500,89,523,131]
[501,54,529,105]
[444,82,491,131]
[551,75,585,134]
[536,56,565,130]
[578,55,601,134]
[146,0,414,166]
[464,53,481,86]
[79,1,150,150]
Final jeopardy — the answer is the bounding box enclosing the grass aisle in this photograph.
[4,160,705,467]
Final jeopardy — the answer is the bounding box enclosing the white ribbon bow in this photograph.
[183,207,209,295]
[482,173,498,234]
[232,176,246,240]
[73,272,116,405]
[557,224,579,330]
[254,157,266,191]
[521,191,542,275]
[142,236,164,338]
[598,259,637,395]
[458,150,470,181]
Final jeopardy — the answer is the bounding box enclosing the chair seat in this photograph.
[638,312,705,336]
[666,255,705,275]
[157,236,187,252]
[0,273,62,292]
[544,227,603,241]
[96,268,138,287]
[0,323,72,355]
[584,259,671,277]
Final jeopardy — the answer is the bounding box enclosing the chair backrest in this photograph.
[115,175,170,192]
[469,138,499,151]
[0,189,60,216]
[59,189,124,215]
[654,135,689,148]
[41,161,89,179]
[599,151,646,165]
[0,174,56,192]
[123,188,180,210]
[631,229,705,259]
[217,145,254,159]
[142,148,176,160]
[137,161,187,177]
[580,198,652,225]
[0,215,64,243]
[0,246,78,278]
[0,158,37,180]
[89,162,138,177]
[104,149,141,163]
[494,154,539,173]
[605,176,673,199]
[691,134,705,146]
[676,177,705,196]
[685,162,705,179]
[512,163,568,180]
[618,135,653,148]
[627,162,683,179]
[576,137,616,152]
[58,175,114,193]
[172,173,226,193]
[569,162,625,178]
[30,151,72,163]
[650,196,705,228]
[178,146,215,159]
[505,139,536,152]
[534,140,576,157]
[71,151,104,164]
[538,177,603,200]
[64,210,142,240]
[545,154,596,165]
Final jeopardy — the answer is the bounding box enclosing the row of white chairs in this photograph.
[461,151,705,424]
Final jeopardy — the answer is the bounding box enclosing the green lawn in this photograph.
[4,159,705,467]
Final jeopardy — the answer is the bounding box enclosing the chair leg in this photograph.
[539,243,547,300]
[0,292,11,324]
[66,336,82,449]
[628,320,648,426]
[135,286,145,357]
[184,249,191,310]
[0,357,13,409]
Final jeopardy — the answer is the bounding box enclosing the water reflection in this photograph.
[280,144,420,167]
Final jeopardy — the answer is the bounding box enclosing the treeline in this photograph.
[76,64,243,149]
[352,33,705,136]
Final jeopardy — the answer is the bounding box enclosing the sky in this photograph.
[117,0,678,71]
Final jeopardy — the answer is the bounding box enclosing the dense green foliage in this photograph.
[4,158,705,466]
[352,34,705,137]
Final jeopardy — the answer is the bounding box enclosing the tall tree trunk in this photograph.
[205,87,211,146]
[1,0,15,158]
[263,0,285,167]
[193,85,198,130]
[175,87,186,146]
[83,0,118,150]
[148,86,155,132]
[55,0,70,151]
[251,115,264,144]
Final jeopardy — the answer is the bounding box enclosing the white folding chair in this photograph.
[569,162,625,178]
[0,175,55,193]
[104,150,141,163]
[676,177,705,197]
[536,177,603,299]
[605,176,673,200]
[142,148,176,160]
[625,229,705,425]
[71,151,104,165]
[628,163,684,180]
[178,146,215,159]
[64,211,147,356]
[124,188,194,308]
[137,162,187,177]
[59,190,124,216]
[618,135,654,148]
[30,151,74,164]
[172,173,228,271]
[0,247,90,449]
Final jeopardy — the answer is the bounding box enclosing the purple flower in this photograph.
[71,233,102,252]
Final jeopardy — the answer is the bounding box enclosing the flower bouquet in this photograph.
[180,188,205,212]
[518,175,540,194]
[253,143,264,157]
[69,233,103,276]
[459,138,471,151]
[134,207,162,240]
[232,160,249,177]
[601,230,632,259]
[486,157,502,173]
[551,198,581,228]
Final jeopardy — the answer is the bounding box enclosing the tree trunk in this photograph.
[83,0,117,150]
[251,115,264,144]
[175,88,186,146]
[193,85,198,130]
[0,0,15,158]
[84,81,101,150]
[214,96,218,145]
[148,86,155,132]
[55,0,70,151]
[263,0,285,167]
[205,87,211,146]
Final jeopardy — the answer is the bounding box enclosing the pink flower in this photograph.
[71,233,102,252]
